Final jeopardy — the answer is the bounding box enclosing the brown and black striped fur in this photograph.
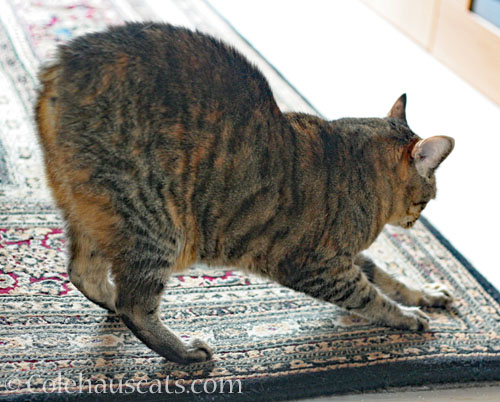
[35,23,455,364]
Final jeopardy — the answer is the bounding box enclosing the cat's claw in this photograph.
[419,283,454,308]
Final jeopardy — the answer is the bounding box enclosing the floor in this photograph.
[146,0,500,399]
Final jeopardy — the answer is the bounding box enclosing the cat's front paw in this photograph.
[383,306,430,331]
[418,283,454,308]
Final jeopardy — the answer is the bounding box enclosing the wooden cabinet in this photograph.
[363,0,500,106]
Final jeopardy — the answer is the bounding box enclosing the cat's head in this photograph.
[386,94,454,229]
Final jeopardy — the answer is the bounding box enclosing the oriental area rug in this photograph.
[1,0,500,400]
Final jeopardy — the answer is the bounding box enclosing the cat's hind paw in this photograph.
[184,338,213,363]
[419,283,454,308]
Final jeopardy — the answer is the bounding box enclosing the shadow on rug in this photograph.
[0,0,499,400]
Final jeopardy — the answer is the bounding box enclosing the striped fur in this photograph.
[35,23,454,364]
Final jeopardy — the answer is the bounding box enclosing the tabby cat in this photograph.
[35,22,455,364]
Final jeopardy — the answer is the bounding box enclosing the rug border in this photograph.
[2,355,500,401]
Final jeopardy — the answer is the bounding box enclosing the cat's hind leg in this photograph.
[112,255,213,364]
[62,184,210,363]
[355,254,453,308]
[67,225,116,312]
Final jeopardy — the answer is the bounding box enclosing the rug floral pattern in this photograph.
[1,0,500,399]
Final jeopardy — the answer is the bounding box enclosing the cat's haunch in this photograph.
[35,22,454,364]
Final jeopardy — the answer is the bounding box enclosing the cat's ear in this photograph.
[387,94,407,122]
[411,136,455,179]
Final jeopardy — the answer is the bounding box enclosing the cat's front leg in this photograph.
[282,255,430,331]
[355,254,453,308]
